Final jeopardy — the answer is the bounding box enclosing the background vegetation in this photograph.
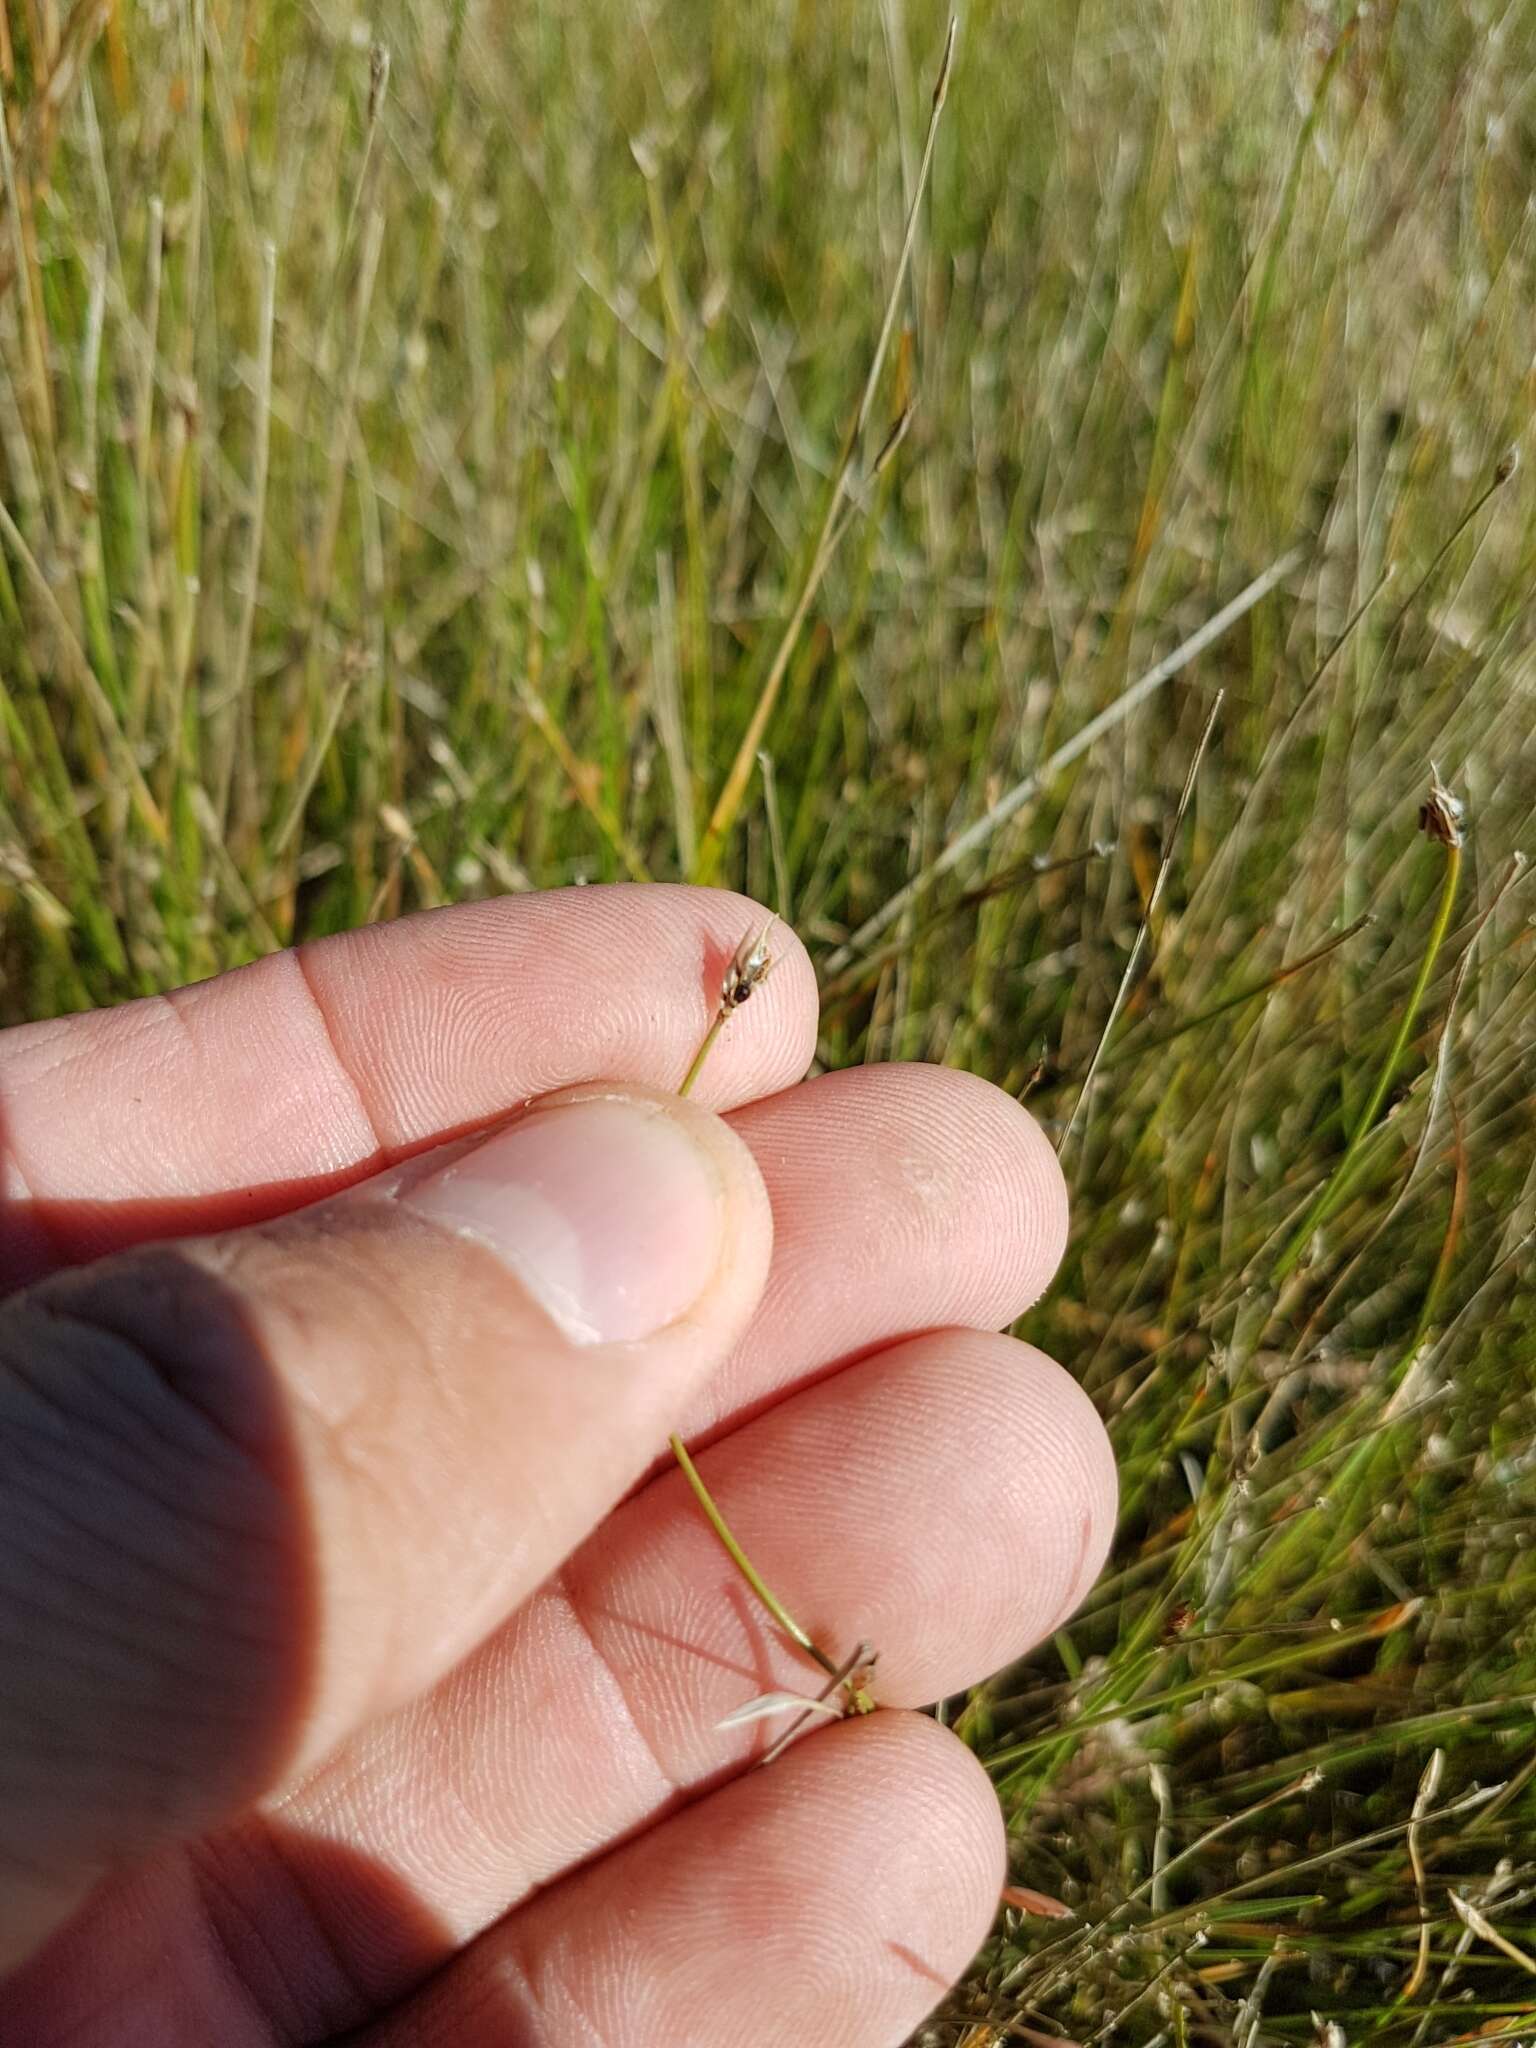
[3,0,1536,2039]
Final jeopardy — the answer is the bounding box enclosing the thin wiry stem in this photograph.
[1272,802,1464,1287]
[1059,690,1224,1163]
[759,1641,876,1767]
[1092,911,1374,1073]
[1400,1748,1445,2003]
[668,925,875,1717]
[693,19,956,883]
[1023,1771,1324,2007]
[669,1432,839,1678]
[216,237,277,833]
[0,495,166,844]
[821,548,1303,976]
[1379,451,1517,652]
[676,1012,727,1101]
[757,748,792,923]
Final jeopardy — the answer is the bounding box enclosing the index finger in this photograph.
[0,885,817,1283]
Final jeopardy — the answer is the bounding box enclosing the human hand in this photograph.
[0,885,1115,2048]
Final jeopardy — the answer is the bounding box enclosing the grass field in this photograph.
[4,0,1536,2039]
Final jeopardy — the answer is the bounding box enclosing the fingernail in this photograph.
[399,1096,727,1345]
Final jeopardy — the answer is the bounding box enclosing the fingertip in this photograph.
[1004,1092,1070,1300]
[720,1063,1071,1402]
[469,1711,1008,2048]
[853,1710,1009,1973]
[1003,1340,1119,1629]
[668,887,820,1107]
[301,883,822,1155]
[950,1331,1116,1644]
[703,1710,1009,2036]
[901,1063,1070,1311]
[723,1327,1116,1705]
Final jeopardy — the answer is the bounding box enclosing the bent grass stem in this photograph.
[669,1432,839,1683]
[669,921,875,1720]
[1271,787,1464,1288]
[677,1012,726,1099]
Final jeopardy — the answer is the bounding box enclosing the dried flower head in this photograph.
[1161,1599,1198,1641]
[1418,767,1466,848]
[721,918,776,1010]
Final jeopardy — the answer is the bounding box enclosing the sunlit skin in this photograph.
[0,885,1115,2048]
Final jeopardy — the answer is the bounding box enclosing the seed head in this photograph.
[368,42,390,123]
[1418,766,1466,848]
[721,918,776,1011]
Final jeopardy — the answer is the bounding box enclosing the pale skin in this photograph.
[0,884,1116,2048]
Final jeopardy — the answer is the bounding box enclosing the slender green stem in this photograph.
[692,20,956,884]
[671,956,854,1693]
[677,1012,725,1099]
[1272,840,1462,1286]
[669,1430,839,1679]
[1095,912,1375,1073]
[1403,1117,1466,1363]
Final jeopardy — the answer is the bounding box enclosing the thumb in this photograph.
[0,1084,771,1971]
